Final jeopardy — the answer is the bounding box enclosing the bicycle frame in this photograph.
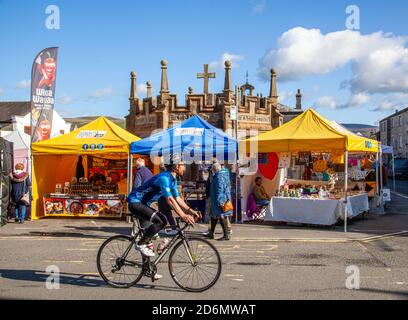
[124,216,195,268]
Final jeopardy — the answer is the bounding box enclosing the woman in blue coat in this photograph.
[206,163,233,241]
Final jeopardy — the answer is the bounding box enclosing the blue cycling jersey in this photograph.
[127,171,180,206]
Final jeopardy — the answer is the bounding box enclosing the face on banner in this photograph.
[31,47,59,143]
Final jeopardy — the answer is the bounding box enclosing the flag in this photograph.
[31,47,59,143]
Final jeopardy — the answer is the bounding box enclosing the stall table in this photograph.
[264,193,369,226]
[43,193,125,218]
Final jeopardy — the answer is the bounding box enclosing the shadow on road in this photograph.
[0,269,185,293]
[359,287,408,299]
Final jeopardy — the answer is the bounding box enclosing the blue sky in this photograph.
[1,0,408,125]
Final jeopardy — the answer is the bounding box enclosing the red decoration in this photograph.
[258,153,279,180]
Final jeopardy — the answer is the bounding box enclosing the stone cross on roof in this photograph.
[197,64,216,94]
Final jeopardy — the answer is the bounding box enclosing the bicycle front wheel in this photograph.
[168,237,222,292]
[97,235,144,288]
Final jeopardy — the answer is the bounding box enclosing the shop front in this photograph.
[242,109,380,231]
[31,117,140,220]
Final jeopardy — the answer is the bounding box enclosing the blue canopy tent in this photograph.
[130,115,237,162]
[129,114,240,222]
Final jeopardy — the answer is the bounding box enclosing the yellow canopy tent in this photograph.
[244,108,379,153]
[31,117,140,220]
[242,109,381,232]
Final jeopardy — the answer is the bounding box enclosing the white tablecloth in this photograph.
[264,193,369,226]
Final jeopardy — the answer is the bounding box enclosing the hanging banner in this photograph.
[31,47,59,143]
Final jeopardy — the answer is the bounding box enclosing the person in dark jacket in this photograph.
[10,163,31,224]
[204,162,233,241]
[132,158,154,231]
[76,156,85,179]
[133,158,154,189]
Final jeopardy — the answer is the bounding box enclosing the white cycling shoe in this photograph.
[135,244,155,257]
[154,274,163,280]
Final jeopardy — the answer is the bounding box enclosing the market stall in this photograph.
[31,117,140,220]
[130,115,237,219]
[242,109,380,230]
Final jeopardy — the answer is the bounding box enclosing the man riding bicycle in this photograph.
[127,154,200,258]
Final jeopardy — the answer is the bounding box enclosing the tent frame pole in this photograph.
[392,152,396,192]
[127,153,133,224]
[379,147,383,204]
[344,151,349,233]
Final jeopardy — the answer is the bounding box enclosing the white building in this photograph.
[0,102,71,138]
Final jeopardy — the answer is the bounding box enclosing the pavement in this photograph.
[0,190,407,300]
[1,192,408,242]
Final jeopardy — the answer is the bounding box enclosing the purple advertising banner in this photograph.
[31,47,59,143]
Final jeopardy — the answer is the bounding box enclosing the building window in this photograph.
[399,116,402,127]
[399,135,403,149]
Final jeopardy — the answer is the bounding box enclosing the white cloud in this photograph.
[16,80,31,90]
[258,27,408,95]
[278,91,293,103]
[137,83,147,97]
[314,93,370,110]
[210,52,244,70]
[252,0,266,14]
[315,96,338,109]
[88,87,114,100]
[371,93,408,112]
[57,95,74,105]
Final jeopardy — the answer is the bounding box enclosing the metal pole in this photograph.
[379,147,383,203]
[0,149,3,224]
[126,153,133,223]
[234,85,240,224]
[344,151,349,233]
[392,153,396,192]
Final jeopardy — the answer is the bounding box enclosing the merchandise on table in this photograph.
[43,193,125,218]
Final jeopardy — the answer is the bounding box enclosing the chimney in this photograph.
[223,60,233,103]
[129,71,138,100]
[296,89,302,110]
[269,69,278,104]
[146,81,152,98]
[160,60,169,95]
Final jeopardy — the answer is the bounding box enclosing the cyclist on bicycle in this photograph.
[127,154,200,257]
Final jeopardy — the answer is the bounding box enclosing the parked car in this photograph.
[394,158,408,179]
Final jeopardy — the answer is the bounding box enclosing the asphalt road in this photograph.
[1,231,407,300]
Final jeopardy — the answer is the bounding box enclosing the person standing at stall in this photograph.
[10,163,31,224]
[76,156,85,180]
[205,162,233,241]
[133,158,153,189]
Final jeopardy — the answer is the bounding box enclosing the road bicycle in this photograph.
[97,213,222,292]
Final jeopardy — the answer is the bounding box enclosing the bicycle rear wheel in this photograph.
[97,235,144,288]
[168,237,222,292]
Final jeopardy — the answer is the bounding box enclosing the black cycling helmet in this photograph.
[163,153,184,171]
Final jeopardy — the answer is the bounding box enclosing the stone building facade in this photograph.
[125,60,303,138]
[379,107,408,158]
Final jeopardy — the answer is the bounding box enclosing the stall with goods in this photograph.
[242,109,381,230]
[31,117,140,220]
[130,115,238,221]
